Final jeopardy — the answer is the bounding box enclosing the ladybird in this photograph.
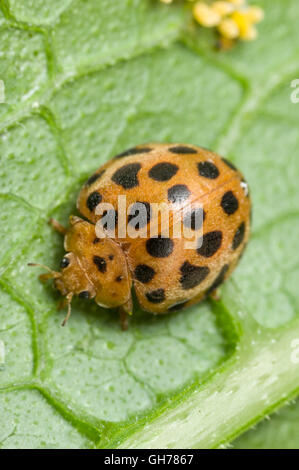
[29,143,251,330]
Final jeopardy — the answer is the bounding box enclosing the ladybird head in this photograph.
[29,216,132,326]
[54,252,95,299]
[28,251,96,326]
[63,216,131,314]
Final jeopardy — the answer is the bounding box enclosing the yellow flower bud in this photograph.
[218,17,240,39]
[228,0,245,6]
[231,10,251,38]
[193,2,221,27]
[247,6,265,23]
[240,25,258,40]
[212,1,234,17]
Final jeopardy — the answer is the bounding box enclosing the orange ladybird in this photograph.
[30,143,251,329]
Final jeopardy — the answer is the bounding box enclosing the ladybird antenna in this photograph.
[61,292,73,327]
[27,262,60,280]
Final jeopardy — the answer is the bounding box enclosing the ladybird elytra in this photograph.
[29,143,251,329]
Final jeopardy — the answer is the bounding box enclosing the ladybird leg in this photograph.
[119,308,129,331]
[61,292,73,327]
[48,218,67,236]
[119,297,133,331]
[208,289,221,301]
[39,272,55,283]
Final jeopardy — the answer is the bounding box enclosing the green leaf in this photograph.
[233,398,299,449]
[0,0,298,449]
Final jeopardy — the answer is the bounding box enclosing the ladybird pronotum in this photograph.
[30,143,251,330]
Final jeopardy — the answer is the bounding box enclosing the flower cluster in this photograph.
[160,0,264,44]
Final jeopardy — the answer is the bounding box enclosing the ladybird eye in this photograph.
[79,291,90,299]
[60,257,70,269]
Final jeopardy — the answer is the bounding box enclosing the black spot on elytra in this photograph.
[198,161,219,179]
[167,300,189,312]
[148,162,178,182]
[134,264,155,284]
[232,222,245,250]
[197,231,222,258]
[169,145,197,154]
[93,237,100,244]
[60,257,70,269]
[183,208,205,231]
[115,275,123,282]
[79,290,90,299]
[206,264,229,294]
[111,163,141,189]
[86,191,102,211]
[128,202,151,229]
[221,158,237,171]
[100,209,118,230]
[146,236,174,258]
[114,147,151,159]
[85,169,105,186]
[221,191,239,215]
[146,288,165,303]
[168,184,191,204]
[108,254,114,260]
[179,261,210,290]
[93,255,107,273]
